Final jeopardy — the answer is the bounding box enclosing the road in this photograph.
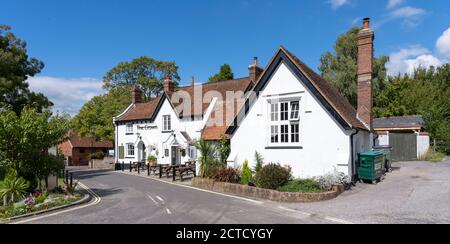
[13,170,338,224]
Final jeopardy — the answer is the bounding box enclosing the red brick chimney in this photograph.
[249,57,264,83]
[163,75,176,93]
[132,85,142,104]
[357,17,374,130]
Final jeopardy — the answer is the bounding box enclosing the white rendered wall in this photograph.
[229,62,354,178]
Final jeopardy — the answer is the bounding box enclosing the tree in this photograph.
[374,65,450,154]
[0,107,70,186]
[0,25,52,115]
[208,64,234,83]
[103,56,180,99]
[254,151,264,174]
[319,27,389,107]
[71,86,131,142]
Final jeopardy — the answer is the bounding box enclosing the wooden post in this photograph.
[70,173,73,188]
[65,170,69,184]
[122,162,124,172]
[159,165,162,178]
[147,163,150,176]
[129,162,132,172]
[172,167,176,181]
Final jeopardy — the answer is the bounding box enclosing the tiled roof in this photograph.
[171,78,252,117]
[67,132,113,148]
[115,96,162,122]
[202,98,245,140]
[373,115,424,129]
[280,47,367,130]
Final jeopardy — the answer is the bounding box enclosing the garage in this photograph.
[374,115,430,161]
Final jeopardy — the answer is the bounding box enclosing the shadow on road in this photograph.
[86,187,124,198]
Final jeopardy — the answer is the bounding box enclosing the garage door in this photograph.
[389,133,417,161]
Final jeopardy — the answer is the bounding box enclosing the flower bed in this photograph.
[0,191,83,220]
[192,178,344,203]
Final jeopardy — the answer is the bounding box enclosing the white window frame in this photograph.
[126,123,133,134]
[163,115,171,132]
[127,144,135,157]
[268,98,301,146]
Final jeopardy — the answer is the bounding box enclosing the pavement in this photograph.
[279,157,450,224]
[12,157,450,224]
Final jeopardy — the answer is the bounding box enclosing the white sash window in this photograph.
[268,99,301,146]
[127,144,135,157]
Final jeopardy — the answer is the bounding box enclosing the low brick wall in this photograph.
[192,178,344,203]
[90,157,115,170]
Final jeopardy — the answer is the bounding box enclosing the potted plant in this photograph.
[147,155,157,167]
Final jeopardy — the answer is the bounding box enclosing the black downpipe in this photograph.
[350,129,360,183]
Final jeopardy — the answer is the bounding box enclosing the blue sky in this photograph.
[2,0,450,115]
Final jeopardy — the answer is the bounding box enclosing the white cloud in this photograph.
[376,6,427,29]
[436,27,450,59]
[329,0,349,9]
[27,76,104,116]
[386,46,445,76]
[387,0,404,9]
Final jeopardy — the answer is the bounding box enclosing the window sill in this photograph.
[265,146,303,150]
[162,131,172,134]
[125,133,134,135]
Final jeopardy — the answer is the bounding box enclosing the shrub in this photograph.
[278,179,322,193]
[254,151,264,175]
[34,191,48,205]
[315,168,350,191]
[240,160,253,185]
[87,151,105,160]
[0,177,30,205]
[254,163,292,190]
[196,139,217,177]
[425,150,446,163]
[210,166,241,184]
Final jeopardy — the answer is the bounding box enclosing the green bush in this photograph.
[147,155,157,161]
[240,160,253,185]
[278,179,322,193]
[87,151,105,160]
[0,177,30,205]
[254,151,264,175]
[425,150,446,163]
[210,166,241,184]
[255,163,292,190]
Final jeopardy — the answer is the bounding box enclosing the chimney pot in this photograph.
[363,17,370,29]
[163,75,176,93]
[254,57,258,66]
[249,56,263,83]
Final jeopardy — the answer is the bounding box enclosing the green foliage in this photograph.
[34,192,48,205]
[254,151,264,174]
[147,155,157,162]
[254,163,292,190]
[425,150,446,163]
[240,160,253,185]
[210,166,241,184]
[0,107,70,186]
[0,25,52,115]
[87,151,105,160]
[374,65,450,154]
[278,179,322,193]
[0,177,29,205]
[66,181,78,196]
[103,56,180,98]
[218,135,231,165]
[208,64,234,83]
[319,27,389,107]
[71,86,131,142]
[195,139,217,177]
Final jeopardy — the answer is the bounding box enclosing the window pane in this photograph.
[291,124,299,143]
[280,102,288,121]
[290,101,300,120]
[271,125,278,143]
[281,125,289,143]
[271,103,278,121]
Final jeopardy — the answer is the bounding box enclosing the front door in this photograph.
[171,146,180,165]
